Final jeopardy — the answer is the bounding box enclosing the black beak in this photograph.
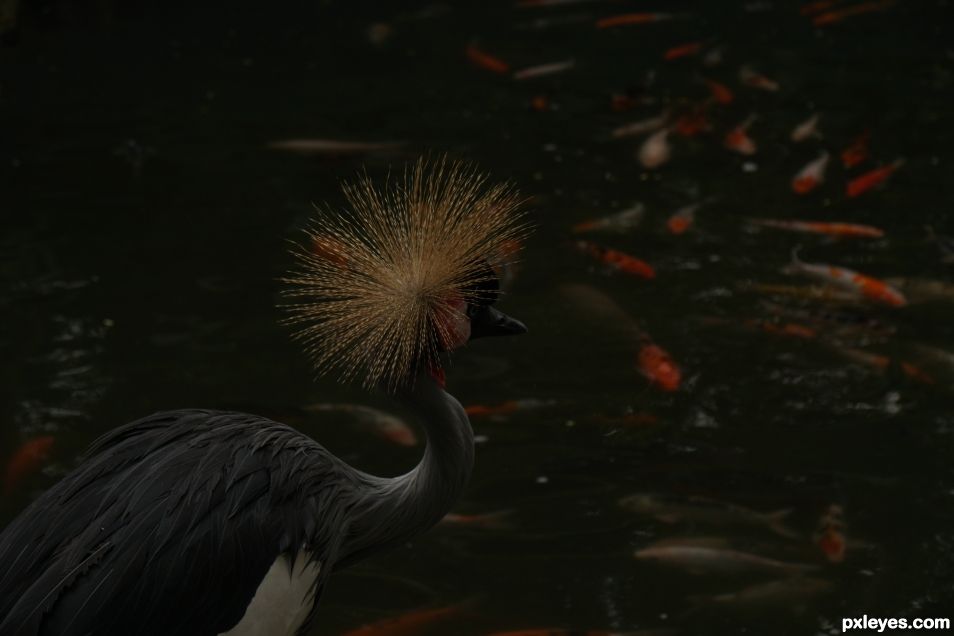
[469,306,528,340]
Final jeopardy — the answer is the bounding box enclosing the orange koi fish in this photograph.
[596,12,680,28]
[703,78,734,105]
[611,111,669,139]
[664,41,703,61]
[440,509,513,529]
[813,0,894,26]
[576,241,656,279]
[513,58,576,80]
[739,65,779,92]
[466,44,510,74]
[748,219,884,238]
[572,204,645,233]
[465,398,556,417]
[673,104,712,138]
[529,94,550,112]
[3,436,54,496]
[724,115,757,155]
[791,151,830,194]
[638,127,672,168]
[841,131,869,168]
[786,249,907,307]
[845,159,903,198]
[341,603,468,636]
[666,198,713,235]
[790,113,821,142]
[814,505,846,563]
[637,340,681,391]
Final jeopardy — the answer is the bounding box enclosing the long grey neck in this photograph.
[334,370,474,568]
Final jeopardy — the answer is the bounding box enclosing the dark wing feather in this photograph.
[0,409,352,636]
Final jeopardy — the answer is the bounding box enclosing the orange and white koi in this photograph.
[572,204,645,233]
[845,159,903,198]
[813,0,895,26]
[664,41,704,61]
[596,12,683,28]
[739,66,780,92]
[3,436,54,496]
[611,112,669,139]
[814,505,846,563]
[576,241,656,279]
[791,151,830,194]
[666,198,713,235]
[841,131,869,168]
[466,44,510,74]
[790,113,821,142]
[637,339,681,391]
[748,219,884,239]
[638,127,672,168]
[341,603,469,636]
[464,398,556,417]
[724,115,757,155]
[703,78,734,104]
[786,249,907,307]
[513,58,576,80]
[440,509,513,529]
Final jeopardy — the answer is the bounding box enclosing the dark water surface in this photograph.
[2,1,954,634]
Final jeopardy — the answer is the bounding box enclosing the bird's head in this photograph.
[282,157,529,392]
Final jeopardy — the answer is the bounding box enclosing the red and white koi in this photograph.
[724,115,757,155]
[611,111,668,139]
[786,249,907,307]
[790,113,821,142]
[576,241,655,279]
[666,198,714,235]
[791,151,830,194]
[464,398,557,417]
[846,159,903,198]
[748,219,884,239]
[440,509,513,529]
[637,338,681,391]
[841,131,869,168]
[638,127,672,168]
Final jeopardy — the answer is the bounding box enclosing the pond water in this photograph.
[2,1,953,634]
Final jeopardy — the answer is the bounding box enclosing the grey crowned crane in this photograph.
[0,158,528,636]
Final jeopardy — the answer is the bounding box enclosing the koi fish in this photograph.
[724,115,757,155]
[666,198,713,235]
[831,345,934,385]
[814,504,846,563]
[663,41,703,61]
[638,127,672,168]
[440,509,513,529]
[3,436,54,496]
[513,59,576,80]
[703,78,734,104]
[743,282,862,304]
[846,159,903,198]
[596,12,682,28]
[572,204,645,233]
[841,131,869,168]
[739,65,780,92]
[637,339,681,391]
[465,398,556,417]
[791,151,830,194]
[303,403,418,446]
[266,139,403,155]
[618,493,800,538]
[786,248,906,306]
[700,577,833,607]
[790,113,821,142]
[576,241,656,279]
[813,0,895,26]
[673,105,711,138]
[466,44,510,74]
[633,545,817,575]
[611,112,668,139]
[748,219,884,238]
[341,602,468,636]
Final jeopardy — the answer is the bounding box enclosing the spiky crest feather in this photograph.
[281,157,527,390]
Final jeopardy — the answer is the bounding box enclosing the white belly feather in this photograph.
[219,552,321,636]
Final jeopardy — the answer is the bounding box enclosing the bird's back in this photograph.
[0,409,350,636]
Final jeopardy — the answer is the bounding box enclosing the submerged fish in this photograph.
[576,241,656,279]
[464,398,556,417]
[791,151,830,194]
[790,114,822,142]
[513,59,576,80]
[724,115,757,155]
[841,131,870,168]
[814,504,847,563]
[303,403,418,446]
[664,41,704,61]
[786,249,907,307]
[637,340,681,391]
[611,112,669,139]
[748,219,884,238]
[596,12,685,28]
[3,436,55,496]
[846,159,903,198]
[266,139,403,155]
[666,198,714,235]
[703,78,734,104]
[739,66,780,92]
[572,204,645,233]
[638,127,672,168]
[634,545,817,575]
[618,493,800,539]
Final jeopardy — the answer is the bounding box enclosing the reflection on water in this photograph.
[2,0,954,634]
